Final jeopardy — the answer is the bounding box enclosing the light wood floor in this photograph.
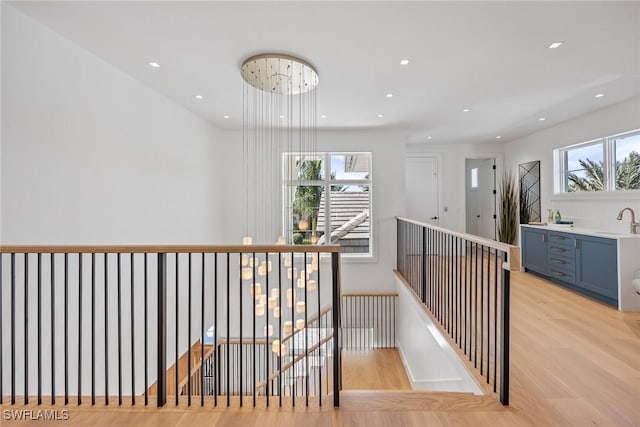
[342,349,411,390]
[2,270,640,426]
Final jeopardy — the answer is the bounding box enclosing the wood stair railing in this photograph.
[149,305,333,397]
[148,341,214,396]
[254,305,333,392]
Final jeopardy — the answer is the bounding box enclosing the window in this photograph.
[614,131,640,190]
[470,168,479,189]
[283,152,372,256]
[563,140,605,192]
[557,129,640,193]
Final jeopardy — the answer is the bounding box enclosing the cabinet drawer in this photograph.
[548,266,576,284]
[548,253,575,269]
[548,244,575,257]
[548,232,576,248]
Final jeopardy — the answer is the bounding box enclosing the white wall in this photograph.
[1,5,224,396]
[1,4,223,245]
[395,275,482,394]
[217,129,406,293]
[504,97,640,233]
[406,142,505,234]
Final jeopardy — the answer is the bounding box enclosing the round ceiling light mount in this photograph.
[241,54,319,95]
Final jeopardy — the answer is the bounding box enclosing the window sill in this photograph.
[550,190,640,202]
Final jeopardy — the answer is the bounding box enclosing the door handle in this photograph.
[430,216,438,220]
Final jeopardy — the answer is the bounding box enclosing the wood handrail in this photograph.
[280,305,332,347]
[171,305,333,393]
[217,339,269,346]
[0,244,340,254]
[255,333,334,391]
[397,216,515,253]
[397,216,515,271]
[254,306,333,391]
[213,306,332,349]
[341,292,398,297]
[177,344,216,392]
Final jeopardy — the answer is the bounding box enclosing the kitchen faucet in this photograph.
[616,207,639,234]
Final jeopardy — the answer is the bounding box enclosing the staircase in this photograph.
[148,306,334,401]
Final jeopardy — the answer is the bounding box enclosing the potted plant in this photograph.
[498,171,518,244]
[498,171,520,270]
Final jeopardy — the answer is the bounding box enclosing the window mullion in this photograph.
[325,153,331,246]
[563,150,568,192]
[605,137,615,191]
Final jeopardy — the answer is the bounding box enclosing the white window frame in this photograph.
[554,129,640,197]
[282,152,373,257]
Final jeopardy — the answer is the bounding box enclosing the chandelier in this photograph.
[239,54,321,358]
[240,53,319,244]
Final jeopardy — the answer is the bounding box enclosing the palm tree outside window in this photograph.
[283,152,372,256]
[560,130,640,193]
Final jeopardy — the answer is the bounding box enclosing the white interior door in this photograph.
[406,156,439,226]
[478,158,496,239]
[465,158,496,239]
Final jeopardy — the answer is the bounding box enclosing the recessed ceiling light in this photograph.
[547,41,563,49]
[377,114,384,118]
[320,115,327,118]
[279,115,285,119]
[223,115,230,119]
[386,93,393,98]
[496,136,502,139]
[194,95,204,100]
[147,62,160,68]
[427,136,433,140]
[595,93,605,98]
[538,117,546,121]
[463,108,470,113]
[400,59,409,65]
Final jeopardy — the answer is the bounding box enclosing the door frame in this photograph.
[405,153,444,226]
[463,153,504,240]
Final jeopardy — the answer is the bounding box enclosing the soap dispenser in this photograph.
[555,210,562,223]
[547,209,554,224]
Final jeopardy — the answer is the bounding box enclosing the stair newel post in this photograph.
[331,251,341,407]
[157,253,167,407]
[500,251,510,406]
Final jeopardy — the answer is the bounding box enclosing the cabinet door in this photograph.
[521,228,548,274]
[575,235,618,303]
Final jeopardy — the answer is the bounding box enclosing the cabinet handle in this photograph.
[553,247,566,253]
[574,240,579,249]
[552,259,566,264]
[542,234,546,242]
[553,270,567,277]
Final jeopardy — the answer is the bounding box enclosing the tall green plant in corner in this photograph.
[498,172,518,244]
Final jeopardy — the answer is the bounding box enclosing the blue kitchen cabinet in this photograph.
[521,227,548,275]
[575,235,618,306]
[547,231,576,285]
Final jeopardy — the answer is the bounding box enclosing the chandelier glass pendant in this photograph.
[239,54,320,359]
[240,53,319,244]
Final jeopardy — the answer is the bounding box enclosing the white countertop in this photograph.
[521,224,640,240]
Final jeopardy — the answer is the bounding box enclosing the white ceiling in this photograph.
[8,1,640,144]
